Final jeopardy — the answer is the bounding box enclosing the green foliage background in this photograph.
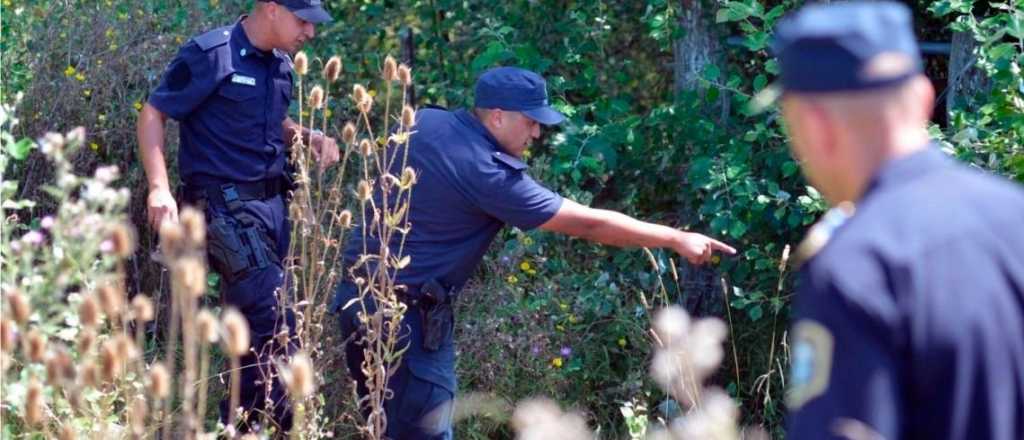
[2,0,1021,437]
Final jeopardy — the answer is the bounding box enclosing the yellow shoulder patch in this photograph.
[786,319,835,410]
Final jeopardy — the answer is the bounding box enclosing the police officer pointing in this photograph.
[771,2,1024,439]
[332,67,737,439]
[137,0,337,432]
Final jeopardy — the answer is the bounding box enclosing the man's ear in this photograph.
[804,101,839,160]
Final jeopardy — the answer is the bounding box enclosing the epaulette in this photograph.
[273,49,294,69]
[792,201,855,268]
[193,26,232,51]
[492,151,527,171]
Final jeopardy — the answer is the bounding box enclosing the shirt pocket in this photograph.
[211,80,265,145]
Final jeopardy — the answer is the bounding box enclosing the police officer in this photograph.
[770,2,1024,439]
[137,0,336,432]
[332,66,737,439]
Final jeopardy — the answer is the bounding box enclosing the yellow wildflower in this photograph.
[520,261,531,271]
[105,28,114,39]
[64,65,76,77]
[527,269,537,276]
[75,73,85,82]
[175,36,183,45]
[133,101,142,111]
[711,255,721,265]
[522,236,534,246]
[551,357,563,368]
[556,324,565,332]
[83,89,91,97]
[559,303,568,311]
[506,275,518,284]
[568,315,578,324]
[90,143,99,151]
[617,338,627,347]
[98,114,107,122]
[2,0,10,7]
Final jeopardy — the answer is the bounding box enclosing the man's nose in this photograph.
[305,23,316,39]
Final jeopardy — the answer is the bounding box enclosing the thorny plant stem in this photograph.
[720,277,742,394]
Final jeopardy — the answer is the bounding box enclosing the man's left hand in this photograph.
[310,131,340,170]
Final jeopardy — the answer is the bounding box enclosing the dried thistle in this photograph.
[108,222,136,258]
[148,362,171,398]
[383,55,398,81]
[400,167,418,189]
[512,398,593,440]
[78,293,100,328]
[45,345,75,385]
[353,84,367,105]
[179,207,206,248]
[324,56,342,82]
[294,51,309,76]
[359,138,374,157]
[398,64,412,86]
[79,361,99,388]
[131,294,154,323]
[309,85,325,109]
[129,395,148,435]
[358,95,374,114]
[197,309,219,343]
[99,339,123,382]
[286,352,315,399]
[25,379,44,427]
[114,334,139,363]
[221,308,250,357]
[356,180,373,202]
[342,122,357,145]
[6,288,31,325]
[59,424,76,440]
[339,210,353,228]
[173,257,206,298]
[401,105,416,128]
[159,220,185,258]
[97,284,124,318]
[0,318,15,353]
[77,328,96,354]
[26,329,46,363]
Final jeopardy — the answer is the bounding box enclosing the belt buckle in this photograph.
[220,184,240,204]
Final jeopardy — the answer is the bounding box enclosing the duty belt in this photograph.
[183,177,287,209]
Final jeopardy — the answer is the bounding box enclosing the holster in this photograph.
[419,279,455,352]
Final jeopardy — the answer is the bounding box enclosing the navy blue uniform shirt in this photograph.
[149,18,293,185]
[787,146,1024,439]
[342,107,562,292]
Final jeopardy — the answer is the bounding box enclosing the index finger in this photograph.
[710,239,737,255]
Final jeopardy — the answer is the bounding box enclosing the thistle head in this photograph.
[131,294,154,323]
[107,222,136,258]
[401,105,415,128]
[285,352,315,398]
[294,51,309,76]
[5,288,31,325]
[398,64,413,86]
[352,84,367,104]
[179,207,206,248]
[359,138,374,157]
[197,309,219,343]
[222,308,250,357]
[26,329,47,363]
[309,85,324,109]
[148,362,170,398]
[173,257,206,299]
[342,122,357,144]
[338,210,353,228]
[324,56,342,82]
[97,284,124,318]
[383,55,398,82]
[356,180,373,202]
[78,294,100,328]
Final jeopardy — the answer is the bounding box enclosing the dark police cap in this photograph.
[475,67,566,125]
[773,1,922,94]
[268,0,332,24]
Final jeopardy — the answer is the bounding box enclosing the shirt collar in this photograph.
[863,143,950,199]
[454,109,503,152]
[233,16,270,59]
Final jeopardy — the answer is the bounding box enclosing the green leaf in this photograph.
[702,64,721,82]
[729,220,749,239]
[753,74,768,91]
[7,138,33,161]
[748,304,763,321]
[782,161,799,177]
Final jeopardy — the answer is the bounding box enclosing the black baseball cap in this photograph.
[269,0,332,24]
[474,67,565,125]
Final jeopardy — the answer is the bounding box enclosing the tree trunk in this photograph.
[673,0,729,121]
[946,30,991,117]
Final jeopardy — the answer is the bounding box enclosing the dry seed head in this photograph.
[398,64,412,86]
[383,56,398,81]
[294,51,308,76]
[339,210,353,228]
[129,395,148,435]
[77,328,96,355]
[45,345,75,385]
[0,318,15,353]
[159,220,185,258]
[131,294,154,323]
[174,257,206,298]
[222,309,250,357]
[78,294,100,328]
[59,424,76,440]
[356,180,372,202]
[342,122,357,144]
[6,288,31,325]
[324,56,342,82]
[286,352,315,398]
[97,284,125,318]
[114,334,139,362]
[26,329,46,363]
[148,362,171,398]
[359,138,374,157]
[108,222,136,258]
[79,361,99,388]
[25,379,44,427]
[353,84,367,104]
[358,95,373,114]
[309,85,324,109]
[179,207,206,248]
[197,309,219,343]
[401,105,415,128]
[400,167,418,189]
[99,339,122,382]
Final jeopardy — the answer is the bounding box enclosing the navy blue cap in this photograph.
[475,67,565,125]
[270,0,332,24]
[772,1,922,93]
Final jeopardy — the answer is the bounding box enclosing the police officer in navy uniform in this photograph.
[769,2,1024,439]
[137,0,337,432]
[332,66,737,439]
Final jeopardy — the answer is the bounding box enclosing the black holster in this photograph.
[420,279,455,352]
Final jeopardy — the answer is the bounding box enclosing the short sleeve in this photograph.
[148,43,218,120]
[461,154,562,230]
[786,271,904,440]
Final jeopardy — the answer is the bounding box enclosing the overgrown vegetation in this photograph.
[2,0,1021,438]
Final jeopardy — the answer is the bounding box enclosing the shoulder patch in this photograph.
[492,151,527,171]
[793,201,855,267]
[193,26,232,51]
[786,319,834,410]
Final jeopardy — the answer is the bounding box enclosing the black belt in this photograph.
[183,177,287,208]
